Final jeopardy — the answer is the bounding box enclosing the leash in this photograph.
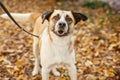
[0,2,39,38]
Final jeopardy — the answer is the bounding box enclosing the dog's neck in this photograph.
[50,30,74,46]
[41,26,75,47]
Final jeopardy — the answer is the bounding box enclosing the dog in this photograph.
[1,10,87,80]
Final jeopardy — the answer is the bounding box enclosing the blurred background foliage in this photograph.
[0,0,120,80]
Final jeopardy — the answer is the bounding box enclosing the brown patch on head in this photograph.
[65,15,73,24]
[52,14,60,22]
[49,13,60,30]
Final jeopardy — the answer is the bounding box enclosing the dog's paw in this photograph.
[52,69,60,76]
[53,71,60,77]
[32,67,41,76]
[32,70,39,76]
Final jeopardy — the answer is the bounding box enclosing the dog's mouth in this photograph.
[58,30,64,35]
[52,29,69,37]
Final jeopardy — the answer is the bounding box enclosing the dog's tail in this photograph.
[0,13,41,23]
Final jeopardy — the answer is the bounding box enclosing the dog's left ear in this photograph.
[42,11,53,23]
[72,12,88,24]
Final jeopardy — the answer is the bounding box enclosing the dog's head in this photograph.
[42,10,87,37]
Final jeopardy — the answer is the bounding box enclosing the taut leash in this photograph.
[0,1,39,38]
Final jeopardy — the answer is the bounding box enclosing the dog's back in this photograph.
[0,12,46,36]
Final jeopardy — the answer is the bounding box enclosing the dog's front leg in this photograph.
[41,67,50,80]
[32,38,41,76]
[68,64,77,80]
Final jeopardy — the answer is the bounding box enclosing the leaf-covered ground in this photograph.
[0,0,120,80]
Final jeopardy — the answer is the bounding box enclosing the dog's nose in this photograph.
[59,22,66,27]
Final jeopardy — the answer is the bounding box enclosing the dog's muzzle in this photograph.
[53,22,69,37]
[57,22,66,34]
[55,22,69,36]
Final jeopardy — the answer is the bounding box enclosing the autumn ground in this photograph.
[0,0,120,80]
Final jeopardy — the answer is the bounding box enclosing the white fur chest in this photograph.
[40,28,75,67]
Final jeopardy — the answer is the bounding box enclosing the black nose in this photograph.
[59,22,66,27]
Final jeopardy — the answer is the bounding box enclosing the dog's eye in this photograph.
[53,14,60,21]
[66,15,72,24]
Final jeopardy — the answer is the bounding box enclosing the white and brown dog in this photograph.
[1,10,87,80]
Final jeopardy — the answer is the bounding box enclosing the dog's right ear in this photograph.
[42,11,53,24]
